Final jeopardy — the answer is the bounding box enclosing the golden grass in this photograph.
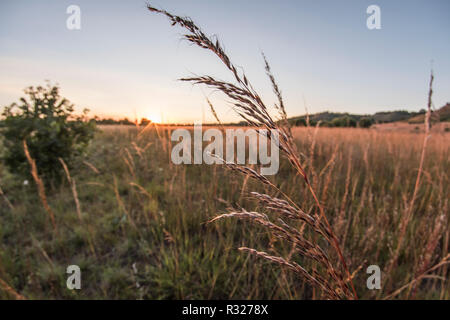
[23,140,57,231]
[146,3,448,299]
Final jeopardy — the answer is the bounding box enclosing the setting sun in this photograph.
[143,113,162,124]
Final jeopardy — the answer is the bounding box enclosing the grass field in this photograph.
[0,124,448,299]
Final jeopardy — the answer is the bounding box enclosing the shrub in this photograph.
[140,117,152,126]
[330,116,357,127]
[0,82,96,183]
[358,117,374,128]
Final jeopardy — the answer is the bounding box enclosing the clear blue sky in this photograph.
[1,0,449,123]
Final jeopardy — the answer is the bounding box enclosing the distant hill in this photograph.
[372,110,421,123]
[87,104,450,127]
[287,104,450,128]
[408,103,450,124]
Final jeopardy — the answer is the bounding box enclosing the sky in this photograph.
[0,0,449,123]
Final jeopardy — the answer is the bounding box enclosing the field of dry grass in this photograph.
[372,121,449,133]
[0,124,448,299]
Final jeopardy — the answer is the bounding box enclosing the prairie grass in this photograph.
[0,125,448,299]
[146,4,359,299]
[143,4,448,299]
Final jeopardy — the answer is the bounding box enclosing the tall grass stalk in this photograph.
[147,3,357,299]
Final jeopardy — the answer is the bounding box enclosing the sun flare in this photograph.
[143,113,162,124]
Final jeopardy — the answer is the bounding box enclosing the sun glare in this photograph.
[144,113,162,124]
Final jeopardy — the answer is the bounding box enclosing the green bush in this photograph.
[0,83,96,183]
[330,116,357,127]
[358,117,374,128]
